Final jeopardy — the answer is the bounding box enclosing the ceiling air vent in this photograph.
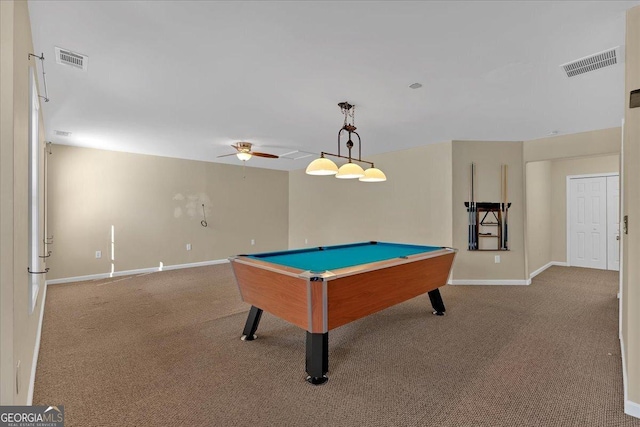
[55,47,88,71]
[560,46,623,78]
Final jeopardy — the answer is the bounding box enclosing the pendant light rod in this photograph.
[319,151,375,168]
[337,128,362,162]
[337,102,361,162]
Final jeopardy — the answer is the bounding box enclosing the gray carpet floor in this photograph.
[34,265,640,426]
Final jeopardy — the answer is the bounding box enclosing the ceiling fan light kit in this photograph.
[236,152,252,161]
[306,102,386,183]
[218,142,279,162]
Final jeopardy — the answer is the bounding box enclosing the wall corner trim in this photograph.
[27,280,47,405]
[449,279,530,286]
[45,259,229,286]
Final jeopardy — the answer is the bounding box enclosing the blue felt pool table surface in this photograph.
[247,241,442,272]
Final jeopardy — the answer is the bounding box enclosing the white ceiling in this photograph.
[28,1,638,171]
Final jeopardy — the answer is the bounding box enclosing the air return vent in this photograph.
[560,46,623,78]
[55,47,88,71]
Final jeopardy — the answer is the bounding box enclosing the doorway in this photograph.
[567,174,619,271]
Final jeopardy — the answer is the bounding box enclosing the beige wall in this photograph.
[623,5,640,406]
[524,127,621,163]
[451,141,526,281]
[288,142,453,249]
[47,145,289,280]
[549,155,619,263]
[526,161,552,275]
[0,0,47,404]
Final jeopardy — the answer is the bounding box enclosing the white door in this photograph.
[569,177,607,269]
[607,175,620,271]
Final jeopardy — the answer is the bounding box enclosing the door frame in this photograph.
[566,172,619,268]
[619,118,624,340]
[606,175,621,271]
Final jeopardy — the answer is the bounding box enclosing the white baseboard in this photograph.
[27,277,47,405]
[161,259,227,271]
[529,262,553,279]
[529,261,568,279]
[622,336,628,402]
[46,271,131,285]
[448,262,570,286]
[449,279,530,286]
[620,336,640,419]
[45,258,229,285]
[625,400,640,419]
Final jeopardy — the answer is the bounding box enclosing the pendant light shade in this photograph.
[306,157,339,175]
[359,167,387,182]
[335,162,365,179]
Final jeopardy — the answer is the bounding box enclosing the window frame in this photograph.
[28,67,41,314]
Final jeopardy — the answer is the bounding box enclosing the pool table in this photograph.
[229,241,457,385]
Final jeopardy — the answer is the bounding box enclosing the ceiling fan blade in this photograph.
[217,153,238,158]
[251,152,279,159]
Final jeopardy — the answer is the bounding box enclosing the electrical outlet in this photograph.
[251,239,255,246]
[304,238,308,244]
[95,251,102,259]
[494,255,501,263]
[186,243,192,251]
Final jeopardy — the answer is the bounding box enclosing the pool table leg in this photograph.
[428,289,446,316]
[305,332,329,385]
[241,306,263,341]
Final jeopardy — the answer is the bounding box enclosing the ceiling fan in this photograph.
[217,142,279,162]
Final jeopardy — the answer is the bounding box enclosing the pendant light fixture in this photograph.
[305,102,386,182]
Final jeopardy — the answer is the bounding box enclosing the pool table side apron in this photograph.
[231,261,311,332]
[230,250,455,334]
[327,252,456,330]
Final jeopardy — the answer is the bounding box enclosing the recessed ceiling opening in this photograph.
[560,46,623,78]
[55,47,88,71]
